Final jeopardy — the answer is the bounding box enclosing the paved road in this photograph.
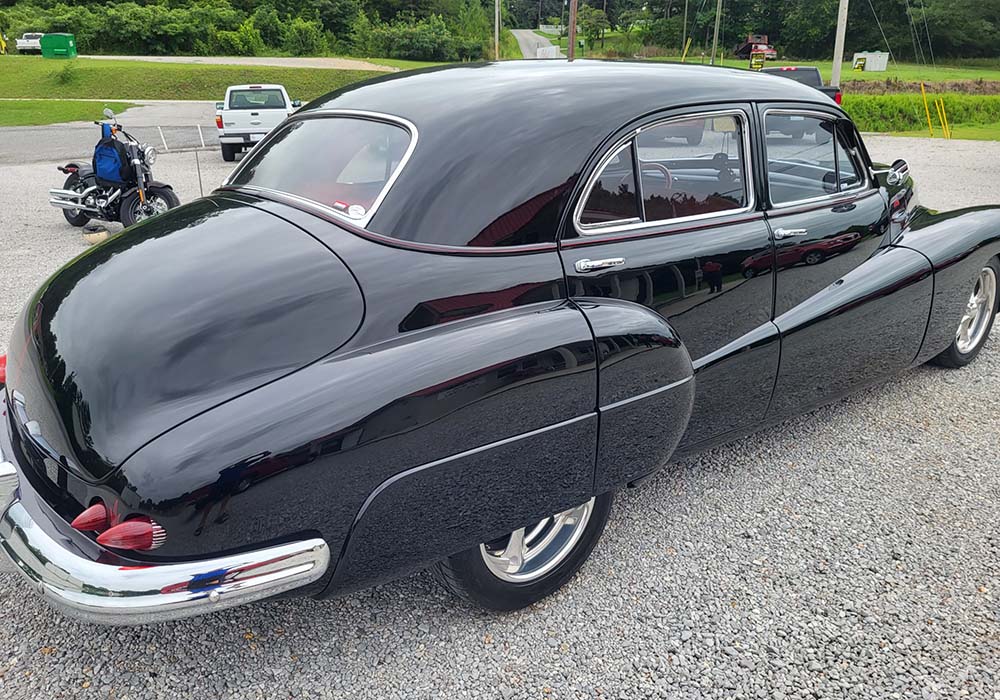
[81,54,395,72]
[0,137,999,699]
[511,29,565,59]
[0,101,224,165]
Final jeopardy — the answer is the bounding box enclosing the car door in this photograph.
[760,105,933,418]
[559,105,779,453]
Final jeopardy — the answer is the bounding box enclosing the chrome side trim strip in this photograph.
[600,375,694,412]
[353,413,596,526]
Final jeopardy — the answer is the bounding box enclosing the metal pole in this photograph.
[494,0,500,60]
[830,0,850,87]
[567,0,578,61]
[709,0,722,65]
[681,0,689,56]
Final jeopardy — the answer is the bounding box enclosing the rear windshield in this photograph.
[228,89,286,110]
[228,116,412,222]
[764,68,821,86]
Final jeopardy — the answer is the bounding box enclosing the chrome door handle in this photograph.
[574,257,626,273]
[774,228,808,240]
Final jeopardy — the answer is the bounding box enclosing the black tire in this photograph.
[61,173,91,227]
[120,186,181,228]
[804,251,824,265]
[221,144,238,162]
[432,492,613,611]
[743,268,757,279]
[931,258,999,368]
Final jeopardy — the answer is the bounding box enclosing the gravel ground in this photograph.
[0,137,998,699]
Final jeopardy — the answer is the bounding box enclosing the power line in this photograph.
[920,0,936,67]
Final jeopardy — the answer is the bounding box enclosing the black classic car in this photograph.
[1,61,998,624]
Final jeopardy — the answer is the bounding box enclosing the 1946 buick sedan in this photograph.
[2,61,998,624]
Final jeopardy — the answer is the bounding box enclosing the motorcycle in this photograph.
[49,108,180,228]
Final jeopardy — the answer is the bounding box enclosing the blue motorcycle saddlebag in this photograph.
[93,123,131,184]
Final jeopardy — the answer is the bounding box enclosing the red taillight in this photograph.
[835,91,843,105]
[71,502,108,532]
[0,354,6,385]
[96,517,166,551]
[215,115,223,129]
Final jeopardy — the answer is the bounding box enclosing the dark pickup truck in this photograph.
[762,66,842,104]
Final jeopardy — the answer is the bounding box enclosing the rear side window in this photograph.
[228,116,412,223]
[578,111,751,232]
[228,89,286,109]
[764,113,865,205]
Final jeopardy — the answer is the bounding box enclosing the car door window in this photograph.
[577,110,752,233]
[579,144,641,226]
[835,124,863,190]
[765,113,869,206]
[635,115,748,221]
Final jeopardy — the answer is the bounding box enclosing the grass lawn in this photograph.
[888,121,1000,140]
[349,56,445,70]
[0,55,385,101]
[0,99,136,126]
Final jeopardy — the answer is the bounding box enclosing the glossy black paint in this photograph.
[5,61,1000,604]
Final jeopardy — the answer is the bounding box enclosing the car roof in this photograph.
[298,61,840,248]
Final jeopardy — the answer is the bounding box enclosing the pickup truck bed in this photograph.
[762,66,842,104]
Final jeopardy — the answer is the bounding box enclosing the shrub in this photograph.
[251,5,285,47]
[216,19,265,56]
[284,17,327,56]
[373,15,457,61]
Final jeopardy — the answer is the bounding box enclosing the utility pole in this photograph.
[709,0,722,65]
[494,0,500,61]
[681,0,689,55]
[567,0,578,60]
[830,0,850,87]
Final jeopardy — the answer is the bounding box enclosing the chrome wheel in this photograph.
[480,498,595,583]
[130,194,171,222]
[956,266,997,355]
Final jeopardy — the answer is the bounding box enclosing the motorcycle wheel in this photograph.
[62,173,91,227]
[120,186,180,228]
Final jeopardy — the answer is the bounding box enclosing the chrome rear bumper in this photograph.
[0,413,329,625]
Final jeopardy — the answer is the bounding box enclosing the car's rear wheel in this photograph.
[432,492,613,611]
[932,258,999,368]
[221,144,238,162]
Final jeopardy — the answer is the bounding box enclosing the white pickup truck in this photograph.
[214,84,301,162]
[15,32,43,54]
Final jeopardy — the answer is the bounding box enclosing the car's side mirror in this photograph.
[291,99,302,108]
[887,159,909,186]
[215,102,224,110]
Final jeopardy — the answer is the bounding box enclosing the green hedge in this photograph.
[842,93,1000,132]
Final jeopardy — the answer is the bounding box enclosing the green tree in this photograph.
[578,4,610,48]
[284,16,327,54]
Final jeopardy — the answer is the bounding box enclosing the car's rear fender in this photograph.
[893,206,1000,363]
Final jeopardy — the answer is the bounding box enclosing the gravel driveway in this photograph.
[0,137,998,699]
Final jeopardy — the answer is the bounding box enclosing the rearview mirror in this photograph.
[887,158,909,186]
[103,107,115,119]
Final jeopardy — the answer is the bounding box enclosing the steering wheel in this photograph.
[618,162,673,195]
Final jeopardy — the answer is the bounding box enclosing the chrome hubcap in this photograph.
[956,266,997,354]
[133,195,169,222]
[480,498,594,583]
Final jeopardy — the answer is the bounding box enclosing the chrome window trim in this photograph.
[762,108,869,210]
[224,109,419,229]
[574,109,755,237]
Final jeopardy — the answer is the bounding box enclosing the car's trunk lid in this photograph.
[4,196,363,484]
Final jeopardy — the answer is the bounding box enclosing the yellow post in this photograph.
[920,82,934,137]
[935,99,951,139]
[681,36,693,63]
[940,99,952,139]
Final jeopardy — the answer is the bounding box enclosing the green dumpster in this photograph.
[40,33,77,59]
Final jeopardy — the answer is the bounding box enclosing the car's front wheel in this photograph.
[932,258,999,368]
[433,492,613,611]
